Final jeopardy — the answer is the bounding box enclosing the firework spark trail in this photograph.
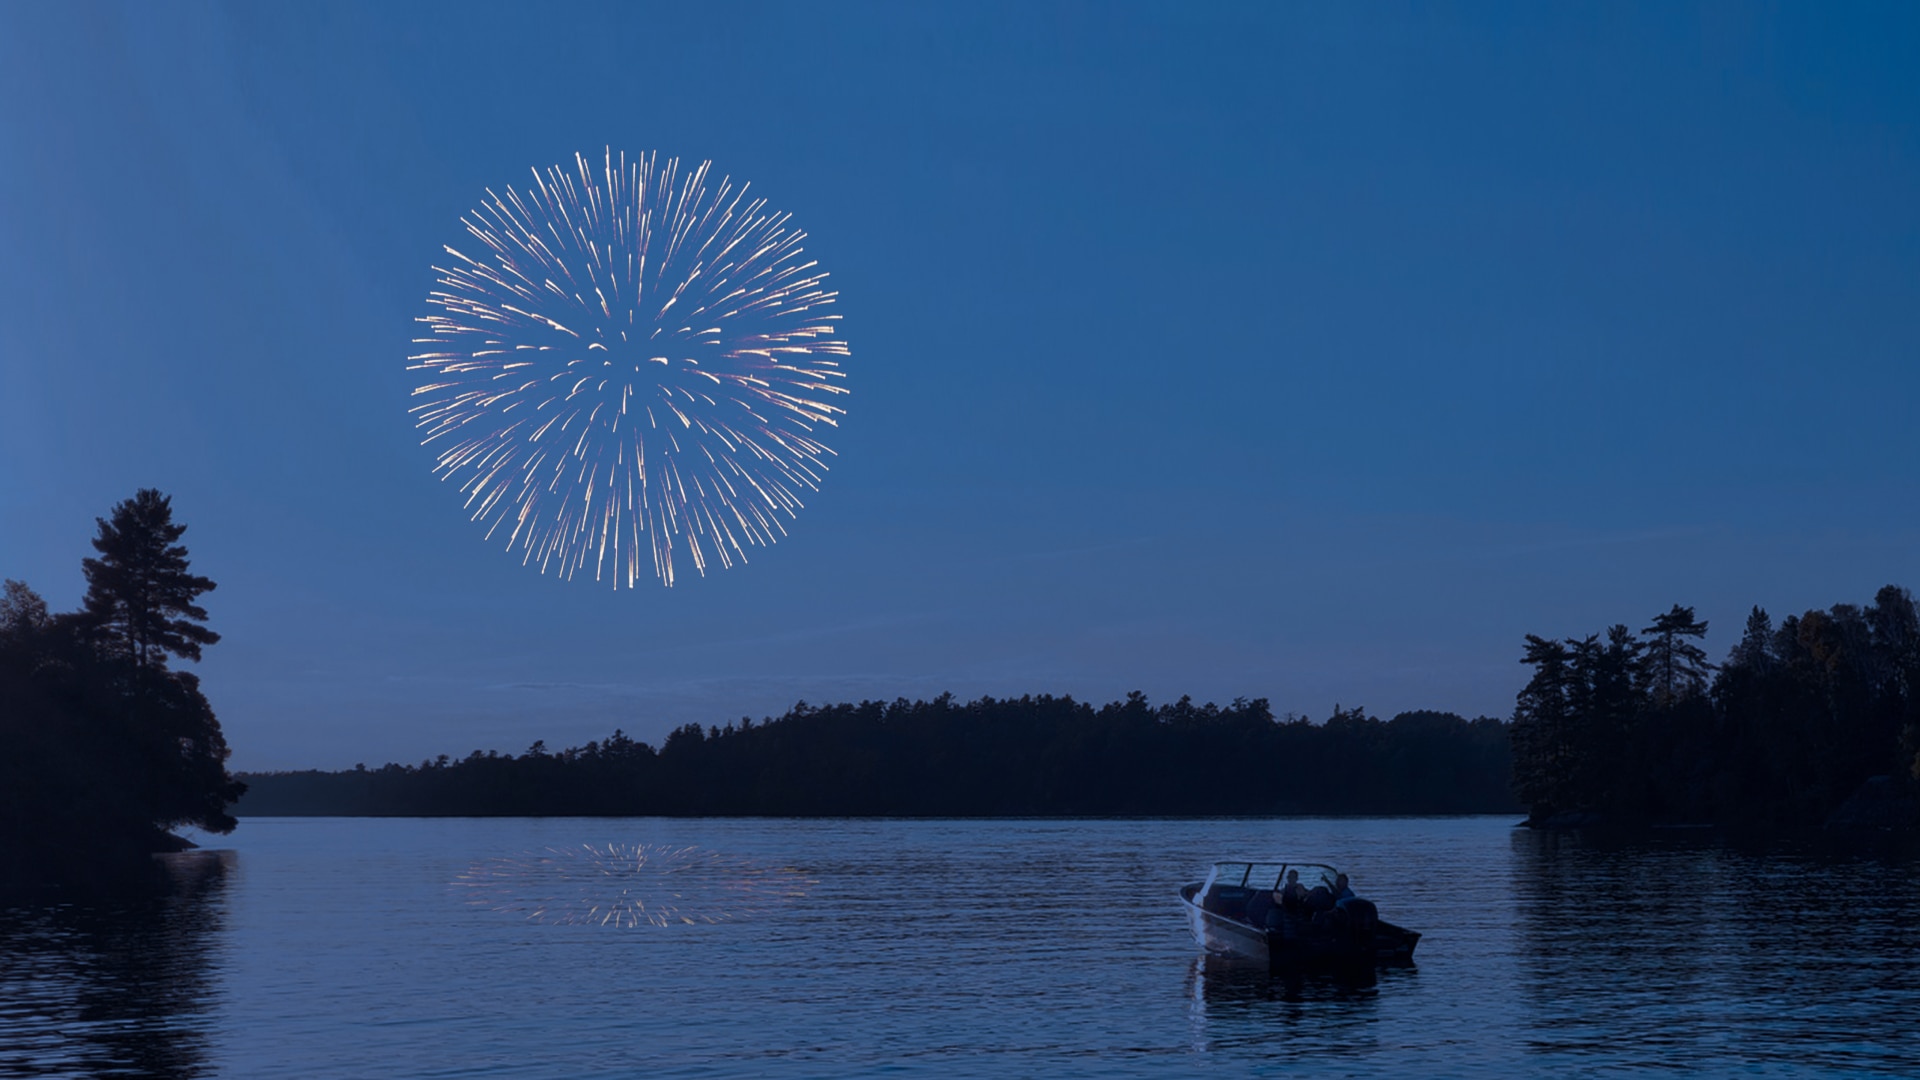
[409,149,851,588]
[451,843,815,928]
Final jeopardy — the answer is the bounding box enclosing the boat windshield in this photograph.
[1245,863,1289,890]
[1207,861,1341,892]
[1204,863,1253,891]
[1293,864,1342,892]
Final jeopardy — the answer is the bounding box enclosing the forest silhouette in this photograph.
[237,696,1517,817]
[13,492,1915,833]
[1510,588,1920,829]
[245,588,1920,825]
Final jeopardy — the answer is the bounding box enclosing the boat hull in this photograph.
[1179,883,1419,971]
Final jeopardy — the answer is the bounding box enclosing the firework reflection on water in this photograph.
[453,843,813,928]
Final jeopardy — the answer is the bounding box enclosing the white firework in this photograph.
[409,149,850,587]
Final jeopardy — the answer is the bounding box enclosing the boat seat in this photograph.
[1244,889,1275,927]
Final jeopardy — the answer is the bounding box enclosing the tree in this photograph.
[0,579,50,643]
[80,489,219,669]
[1562,625,1645,815]
[1726,607,1775,674]
[1511,634,1574,817]
[1640,604,1712,709]
[1866,587,1920,779]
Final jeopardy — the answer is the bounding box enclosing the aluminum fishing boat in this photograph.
[1179,860,1420,970]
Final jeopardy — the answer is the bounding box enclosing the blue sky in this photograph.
[2,1,1915,768]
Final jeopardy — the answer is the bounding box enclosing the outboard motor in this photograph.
[1344,898,1379,943]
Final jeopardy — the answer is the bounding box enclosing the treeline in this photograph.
[2,491,244,882]
[238,695,1518,817]
[1511,586,1920,829]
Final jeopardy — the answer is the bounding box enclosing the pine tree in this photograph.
[1727,607,1775,674]
[1867,587,1920,779]
[1588,624,1645,815]
[80,489,219,668]
[69,491,243,844]
[1511,634,1574,817]
[1640,604,1712,709]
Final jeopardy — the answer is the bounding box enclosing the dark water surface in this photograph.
[5,817,1919,1077]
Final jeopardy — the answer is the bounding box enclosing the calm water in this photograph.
[4,816,1920,1077]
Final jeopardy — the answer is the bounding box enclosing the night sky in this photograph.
[2,2,1915,769]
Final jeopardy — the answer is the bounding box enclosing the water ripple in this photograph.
[4,819,1919,1077]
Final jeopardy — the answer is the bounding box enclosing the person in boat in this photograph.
[1331,873,1356,906]
[1304,882,1335,913]
[1278,869,1310,911]
[1330,872,1379,935]
[1303,872,1355,918]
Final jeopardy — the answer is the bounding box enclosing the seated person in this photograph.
[1303,884,1335,912]
[1330,873,1374,932]
[1331,873,1357,907]
[1278,869,1310,912]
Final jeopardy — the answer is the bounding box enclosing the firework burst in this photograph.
[409,149,850,587]
[452,843,814,928]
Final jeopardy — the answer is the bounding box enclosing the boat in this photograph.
[1178,860,1421,970]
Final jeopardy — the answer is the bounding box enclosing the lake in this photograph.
[4,816,1919,1077]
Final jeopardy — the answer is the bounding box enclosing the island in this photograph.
[0,490,245,888]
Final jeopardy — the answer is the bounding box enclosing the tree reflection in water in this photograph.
[0,850,233,1079]
[1511,828,1920,1073]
